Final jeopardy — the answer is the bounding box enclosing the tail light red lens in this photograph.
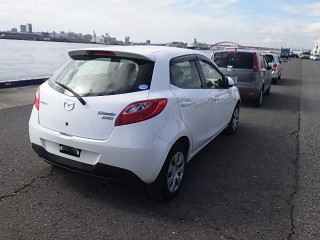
[86,50,115,57]
[34,86,40,110]
[115,99,168,126]
[273,63,278,69]
[253,53,259,72]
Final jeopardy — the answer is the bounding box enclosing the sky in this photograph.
[1,0,320,49]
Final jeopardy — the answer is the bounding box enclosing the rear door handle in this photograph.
[181,99,193,107]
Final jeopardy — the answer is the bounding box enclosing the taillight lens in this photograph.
[253,53,259,72]
[115,99,168,126]
[273,63,278,69]
[227,51,238,54]
[86,50,115,57]
[34,86,40,110]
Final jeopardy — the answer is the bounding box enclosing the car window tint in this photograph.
[213,51,253,69]
[199,60,224,89]
[170,60,202,89]
[259,55,268,69]
[265,55,274,62]
[49,57,153,96]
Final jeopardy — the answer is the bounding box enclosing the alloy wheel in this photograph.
[167,151,185,193]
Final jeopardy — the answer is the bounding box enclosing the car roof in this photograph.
[68,46,207,62]
[214,48,262,53]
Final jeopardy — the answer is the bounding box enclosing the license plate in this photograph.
[60,145,81,157]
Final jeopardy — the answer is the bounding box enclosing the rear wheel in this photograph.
[254,89,263,107]
[225,104,240,135]
[271,77,278,85]
[265,85,271,95]
[148,143,186,200]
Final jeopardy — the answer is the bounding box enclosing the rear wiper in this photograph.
[55,82,86,105]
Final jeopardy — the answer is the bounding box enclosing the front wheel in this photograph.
[148,143,186,200]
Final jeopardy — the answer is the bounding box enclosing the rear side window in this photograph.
[213,51,254,69]
[265,54,274,63]
[49,57,154,96]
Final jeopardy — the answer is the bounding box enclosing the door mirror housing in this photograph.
[227,76,234,87]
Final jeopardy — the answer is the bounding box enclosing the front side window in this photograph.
[199,60,225,89]
[170,60,202,89]
[49,57,154,96]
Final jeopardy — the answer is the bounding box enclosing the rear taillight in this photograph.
[253,53,259,72]
[115,99,168,126]
[86,50,115,57]
[34,86,40,110]
[273,63,278,69]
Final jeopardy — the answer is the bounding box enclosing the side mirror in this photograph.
[227,76,234,87]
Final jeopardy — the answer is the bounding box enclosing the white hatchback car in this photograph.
[29,46,240,200]
[264,53,282,84]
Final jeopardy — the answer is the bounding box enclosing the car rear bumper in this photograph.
[29,107,171,184]
[235,82,261,99]
[32,143,141,181]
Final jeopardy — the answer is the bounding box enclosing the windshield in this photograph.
[49,57,154,96]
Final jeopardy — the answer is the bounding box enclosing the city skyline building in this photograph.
[20,25,26,32]
[26,23,32,33]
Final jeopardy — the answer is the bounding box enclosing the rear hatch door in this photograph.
[38,50,154,140]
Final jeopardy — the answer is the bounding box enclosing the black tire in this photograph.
[148,143,186,200]
[225,104,240,135]
[271,77,278,85]
[265,85,271,95]
[254,89,262,107]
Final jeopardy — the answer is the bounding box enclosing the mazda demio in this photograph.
[29,46,240,200]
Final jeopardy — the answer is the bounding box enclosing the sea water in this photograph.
[0,39,103,81]
[0,39,212,82]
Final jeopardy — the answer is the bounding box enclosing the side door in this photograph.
[260,55,272,90]
[169,55,213,152]
[197,57,235,136]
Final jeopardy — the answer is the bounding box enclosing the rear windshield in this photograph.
[213,51,254,69]
[48,57,154,96]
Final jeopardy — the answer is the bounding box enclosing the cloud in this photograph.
[0,0,316,48]
[303,22,320,35]
[306,2,320,17]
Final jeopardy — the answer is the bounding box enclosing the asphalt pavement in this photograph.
[0,59,319,239]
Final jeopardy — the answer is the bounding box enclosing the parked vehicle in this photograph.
[264,53,282,84]
[310,54,320,60]
[211,48,272,107]
[29,46,241,200]
[300,51,311,59]
[280,48,290,59]
[289,51,299,58]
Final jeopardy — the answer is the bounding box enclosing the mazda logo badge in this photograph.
[64,99,75,111]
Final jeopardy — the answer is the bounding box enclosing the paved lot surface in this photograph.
[0,59,319,239]
[0,85,38,110]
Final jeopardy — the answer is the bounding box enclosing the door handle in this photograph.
[213,96,219,102]
[181,99,193,107]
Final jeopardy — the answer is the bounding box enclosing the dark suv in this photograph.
[211,49,272,107]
